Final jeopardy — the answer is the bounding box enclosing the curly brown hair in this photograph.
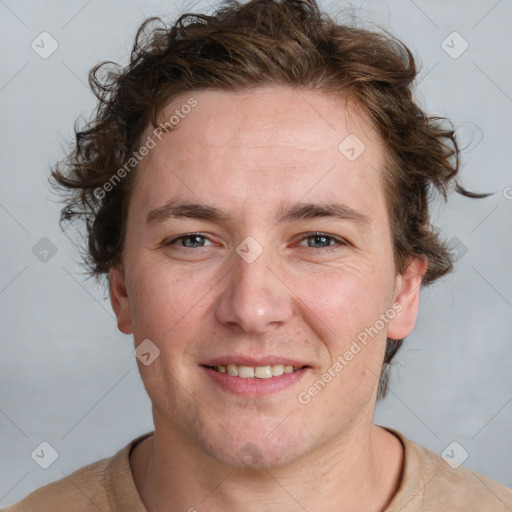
[52,0,488,399]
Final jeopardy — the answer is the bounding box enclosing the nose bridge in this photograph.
[214,241,294,333]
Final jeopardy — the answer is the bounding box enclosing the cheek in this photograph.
[291,264,394,403]
[294,264,394,343]
[126,261,195,339]
[126,265,203,404]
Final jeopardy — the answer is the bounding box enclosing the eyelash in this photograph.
[164,232,347,251]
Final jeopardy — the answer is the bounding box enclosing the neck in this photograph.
[130,419,404,512]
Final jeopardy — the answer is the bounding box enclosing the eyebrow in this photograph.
[146,200,371,227]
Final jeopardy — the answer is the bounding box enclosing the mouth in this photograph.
[200,359,311,396]
[203,364,307,379]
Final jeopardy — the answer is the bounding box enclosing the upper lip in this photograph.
[201,356,310,367]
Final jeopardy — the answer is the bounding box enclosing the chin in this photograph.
[151,388,322,470]
[191,418,315,471]
[205,437,307,470]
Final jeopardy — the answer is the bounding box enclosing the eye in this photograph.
[298,232,347,250]
[164,233,213,249]
[162,232,347,251]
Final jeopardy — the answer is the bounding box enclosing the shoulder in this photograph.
[385,428,512,511]
[3,433,152,512]
[3,456,112,512]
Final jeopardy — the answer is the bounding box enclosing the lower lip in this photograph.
[201,366,309,397]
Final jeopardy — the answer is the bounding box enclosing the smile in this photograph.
[206,364,305,379]
[201,363,310,397]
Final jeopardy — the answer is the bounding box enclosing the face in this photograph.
[110,87,425,469]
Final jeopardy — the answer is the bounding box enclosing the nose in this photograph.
[214,244,294,333]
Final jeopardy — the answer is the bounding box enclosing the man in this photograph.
[7,0,512,510]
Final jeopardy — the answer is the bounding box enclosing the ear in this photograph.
[109,267,133,335]
[387,256,428,340]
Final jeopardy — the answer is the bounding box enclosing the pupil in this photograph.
[310,235,328,247]
[185,235,203,247]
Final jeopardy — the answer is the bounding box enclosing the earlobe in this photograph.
[387,256,428,340]
[109,267,133,335]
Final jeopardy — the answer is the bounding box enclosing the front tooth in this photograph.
[238,365,255,378]
[255,366,272,379]
[271,364,284,376]
[227,364,238,376]
[220,364,298,378]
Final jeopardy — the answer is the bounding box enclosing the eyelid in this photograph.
[163,232,214,247]
[297,231,348,248]
[163,231,347,250]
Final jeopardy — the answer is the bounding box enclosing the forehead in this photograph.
[153,87,378,155]
[132,86,387,226]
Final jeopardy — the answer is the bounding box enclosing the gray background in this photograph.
[1,0,511,507]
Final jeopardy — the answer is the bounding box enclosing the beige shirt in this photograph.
[5,428,512,511]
